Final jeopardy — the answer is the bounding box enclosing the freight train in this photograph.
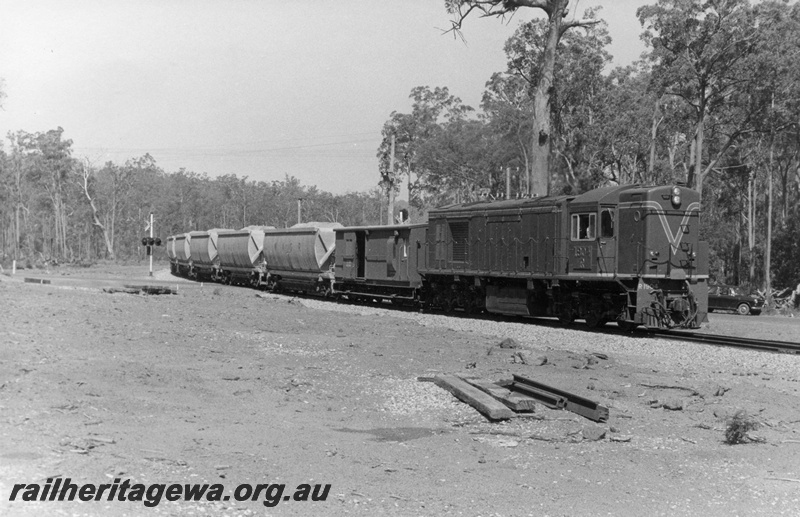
[166,184,709,330]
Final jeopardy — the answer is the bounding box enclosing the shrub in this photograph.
[724,410,759,445]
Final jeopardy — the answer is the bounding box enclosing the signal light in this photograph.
[671,186,681,207]
[141,237,162,247]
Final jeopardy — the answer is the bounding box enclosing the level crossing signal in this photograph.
[141,237,162,255]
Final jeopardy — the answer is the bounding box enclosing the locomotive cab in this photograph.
[566,185,638,277]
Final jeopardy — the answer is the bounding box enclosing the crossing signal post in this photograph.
[142,212,162,277]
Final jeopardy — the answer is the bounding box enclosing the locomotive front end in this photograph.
[617,185,708,328]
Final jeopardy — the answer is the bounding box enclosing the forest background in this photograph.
[1,0,799,292]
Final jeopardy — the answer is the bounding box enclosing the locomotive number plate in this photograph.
[573,246,592,270]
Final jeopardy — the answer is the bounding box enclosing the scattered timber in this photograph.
[433,374,514,421]
[104,285,177,295]
[431,373,609,423]
[124,285,177,295]
[24,278,51,284]
[460,377,537,412]
[512,374,609,423]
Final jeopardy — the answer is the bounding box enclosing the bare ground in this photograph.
[1,265,800,516]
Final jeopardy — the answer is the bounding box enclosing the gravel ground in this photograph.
[297,297,800,378]
[3,268,800,516]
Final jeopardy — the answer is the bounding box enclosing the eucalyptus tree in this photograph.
[377,86,472,217]
[738,0,800,292]
[481,72,534,193]
[445,0,599,197]
[637,0,759,199]
[8,128,77,260]
[414,116,503,205]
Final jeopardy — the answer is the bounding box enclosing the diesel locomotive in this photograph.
[167,184,708,330]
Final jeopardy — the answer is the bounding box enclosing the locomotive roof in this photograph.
[429,194,568,214]
[429,184,639,214]
[333,223,428,232]
[569,184,640,205]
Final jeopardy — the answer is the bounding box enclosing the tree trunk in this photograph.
[387,134,396,224]
[765,141,773,300]
[748,173,755,284]
[648,98,663,184]
[692,116,705,199]
[80,166,116,260]
[528,0,568,197]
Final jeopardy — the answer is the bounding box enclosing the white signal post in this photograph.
[149,212,154,277]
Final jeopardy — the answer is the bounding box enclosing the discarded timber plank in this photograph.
[24,277,51,284]
[103,287,141,294]
[512,374,609,423]
[460,377,537,412]
[123,284,176,295]
[433,374,514,421]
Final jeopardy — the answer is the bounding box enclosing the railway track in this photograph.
[265,289,800,354]
[330,293,800,354]
[650,329,800,354]
[31,271,794,356]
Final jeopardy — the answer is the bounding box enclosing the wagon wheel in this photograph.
[441,295,455,313]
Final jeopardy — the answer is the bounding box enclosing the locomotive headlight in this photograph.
[671,186,681,207]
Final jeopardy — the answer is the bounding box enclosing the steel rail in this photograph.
[650,329,800,354]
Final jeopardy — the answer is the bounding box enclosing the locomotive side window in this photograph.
[600,208,614,238]
[571,213,596,241]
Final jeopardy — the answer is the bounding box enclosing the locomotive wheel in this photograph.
[463,295,481,315]
[585,311,607,328]
[558,313,574,325]
[584,297,607,328]
[557,306,574,325]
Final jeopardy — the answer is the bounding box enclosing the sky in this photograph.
[0,0,650,195]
